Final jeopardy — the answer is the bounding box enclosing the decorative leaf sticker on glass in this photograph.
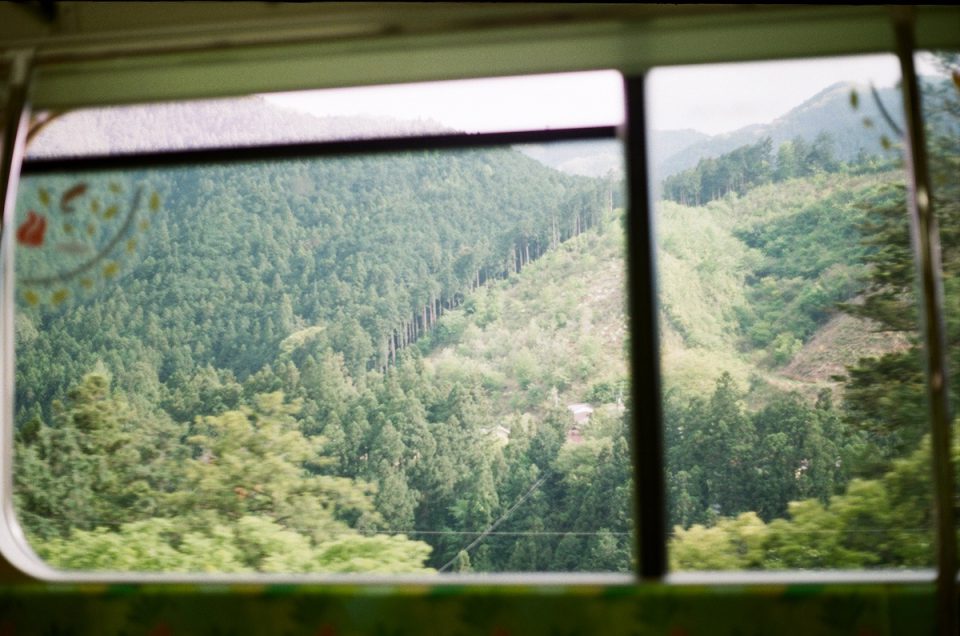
[14,177,161,309]
[16,211,46,248]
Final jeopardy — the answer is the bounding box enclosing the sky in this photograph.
[264,53,941,138]
[647,54,908,135]
[263,70,625,134]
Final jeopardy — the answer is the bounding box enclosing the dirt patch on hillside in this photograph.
[780,312,911,385]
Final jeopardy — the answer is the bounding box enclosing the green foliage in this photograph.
[670,512,768,570]
[30,387,434,573]
[666,373,852,527]
[15,371,185,540]
[835,55,960,473]
[15,66,960,577]
[671,432,941,570]
[735,180,897,352]
[41,516,433,574]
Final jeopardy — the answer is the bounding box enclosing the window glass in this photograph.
[25,71,625,158]
[915,50,960,570]
[647,55,936,570]
[9,75,633,575]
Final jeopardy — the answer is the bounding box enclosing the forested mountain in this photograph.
[665,56,960,568]
[16,146,609,409]
[14,123,624,573]
[10,58,959,574]
[27,95,452,157]
[516,140,623,178]
[652,82,903,182]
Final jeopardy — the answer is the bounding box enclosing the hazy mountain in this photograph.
[650,128,712,162]
[514,81,905,182]
[515,129,713,179]
[25,79,928,189]
[652,81,904,183]
[515,139,623,178]
[26,96,453,157]
[28,96,624,180]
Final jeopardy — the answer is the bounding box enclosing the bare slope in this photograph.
[423,170,909,417]
[425,213,628,419]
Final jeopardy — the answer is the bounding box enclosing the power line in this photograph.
[438,473,549,573]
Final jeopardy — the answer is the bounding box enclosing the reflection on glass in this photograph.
[25,70,625,158]
[647,55,935,570]
[916,51,960,570]
[12,135,631,573]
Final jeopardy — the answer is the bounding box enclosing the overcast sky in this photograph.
[646,54,908,135]
[264,53,939,137]
[263,70,625,134]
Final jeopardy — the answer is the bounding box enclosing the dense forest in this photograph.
[13,140,629,573]
[10,56,960,573]
[660,133,894,206]
[664,57,960,568]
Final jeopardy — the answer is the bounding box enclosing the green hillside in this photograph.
[411,161,924,549]
[417,165,910,412]
[12,55,956,574]
[14,147,609,418]
[423,210,628,419]
[658,170,907,401]
[13,140,632,574]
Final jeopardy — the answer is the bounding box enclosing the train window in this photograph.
[2,4,959,635]
[5,72,636,577]
[647,53,948,571]
[1,18,956,595]
[24,72,626,157]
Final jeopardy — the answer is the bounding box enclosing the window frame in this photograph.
[1,72,638,585]
[0,5,956,623]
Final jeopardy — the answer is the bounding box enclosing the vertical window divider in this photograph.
[622,75,666,580]
[891,8,958,635]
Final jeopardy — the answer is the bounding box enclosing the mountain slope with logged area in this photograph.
[424,211,628,419]
[13,130,626,573]
[13,55,956,574]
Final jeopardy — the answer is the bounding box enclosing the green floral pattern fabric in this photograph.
[0,582,939,635]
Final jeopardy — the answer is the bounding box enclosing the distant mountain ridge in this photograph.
[26,79,935,190]
[651,81,904,184]
[513,80,907,182]
[27,96,454,157]
[515,139,623,178]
